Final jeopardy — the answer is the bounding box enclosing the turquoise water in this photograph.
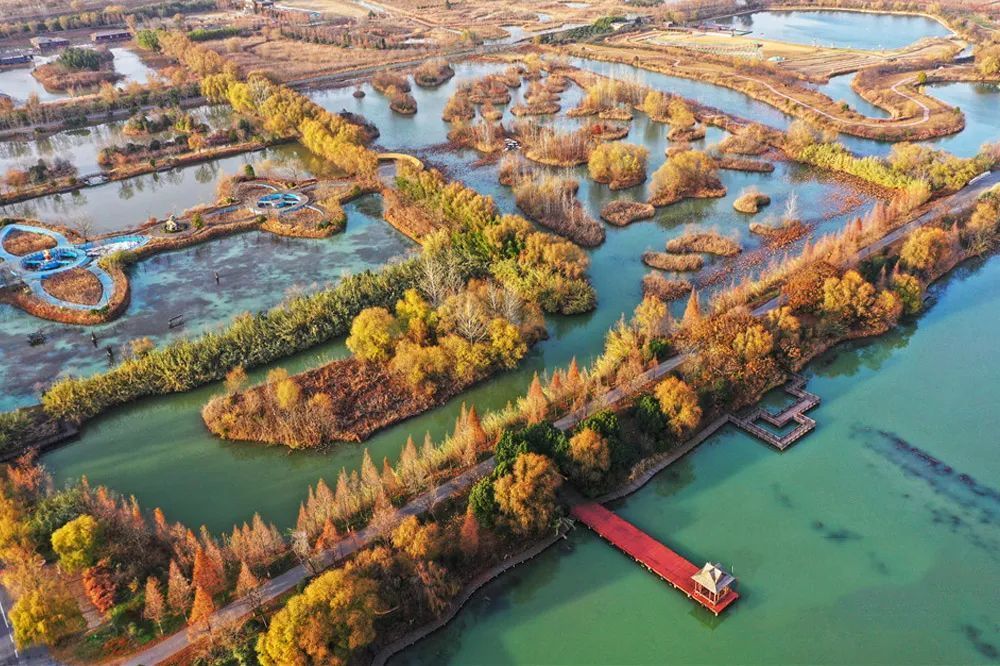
[922,81,1000,158]
[393,255,1000,665]
[40,71,873,533]
[715,10,951,51]
[0,195,413,410]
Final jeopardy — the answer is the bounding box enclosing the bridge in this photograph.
[570,501,739,615]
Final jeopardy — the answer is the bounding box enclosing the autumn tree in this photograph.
[899,226,951,274]
[568,427,611,484]
[587,141,648,189]
[682,289,701,327]
[668,98,695,128]
[649,150,721,203]
[654,377,702,438]
[82,561,117,617]
[256,568,382,666]
[493,452,562,535]
[391,516,442,561]
[822,270,901,331]
[782,261,839,312]
[192,546,225,597]
[9,583,85,648]
[51,514,101,573]
[346,307,398,362]
[523,373,549,424]
[189,585,215,627]
[144,576,167,634]
[458,508,480,559]
[167,559,193,615]
[891,272,924,315]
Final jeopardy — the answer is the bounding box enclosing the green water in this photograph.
[15,13,1000,662]
[393,256,1000,665]
[0,195,414,410]
[41,69,873,534]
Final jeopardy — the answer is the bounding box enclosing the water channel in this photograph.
[394,254,1000,665]
[2,10,995,662]
[35,60,872,531]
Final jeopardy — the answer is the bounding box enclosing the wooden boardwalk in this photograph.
[570,502,739,615]
[727,374,820,451]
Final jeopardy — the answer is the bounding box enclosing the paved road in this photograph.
[118,459,496,666]
[112,152,1000,666]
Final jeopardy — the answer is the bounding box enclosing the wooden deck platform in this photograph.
[570,502,739,615]
[728,374,820,450]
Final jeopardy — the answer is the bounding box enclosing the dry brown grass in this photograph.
[642,251,703,272]
[41,268,103,306]
[642,273,693,301]
[215,36,431,82]
[733,188,771,214]
[666,232,741,257]
[2,229,57,255]
[513,175,605,247]
[600,200,655,226]
[715,156,774,173]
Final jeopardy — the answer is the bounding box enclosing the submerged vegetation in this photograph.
[5,8,1000,663]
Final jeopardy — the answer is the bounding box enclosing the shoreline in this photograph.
[704,5,957,36]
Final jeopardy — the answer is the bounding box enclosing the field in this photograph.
[629,29,964,79]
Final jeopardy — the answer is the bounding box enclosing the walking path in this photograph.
[111,128,1000,666]
[0,223,147,311]
[117,459,496,666]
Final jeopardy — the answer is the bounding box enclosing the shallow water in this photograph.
[921,81,1000,158]
[0,47,159,105]
[814,73,890,120]
[0,194,413,409]
[42,64,872,532]
[0,142,319,233]
[393,254,1000,665]
[715,10,951,51]
[0,105,235,175]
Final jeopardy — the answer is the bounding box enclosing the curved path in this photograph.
[661,54,932,129]
[730,70,930,128]
[0,223,146,311]
[109,169,1000,666]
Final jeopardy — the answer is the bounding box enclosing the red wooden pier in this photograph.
[571,502,739,615]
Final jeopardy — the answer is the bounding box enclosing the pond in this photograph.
[0,142,320,233]
[392,253,1000,665]
[0,46,160,105]
[714,10,952,51]
[0,104,235,175]
[0,194,413,411]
